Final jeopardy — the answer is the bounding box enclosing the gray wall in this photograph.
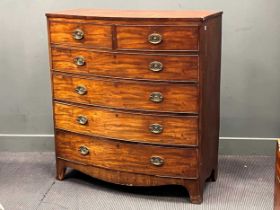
[0,0,279,152]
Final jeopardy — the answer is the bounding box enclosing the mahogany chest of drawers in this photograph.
[275,140,280,209]
[46,9,222,204]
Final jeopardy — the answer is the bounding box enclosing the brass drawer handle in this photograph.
[150,156,164,166]
[74,56,86,66]
[149,123,163,134]
[79,146,89,156]
[76,115,88,125]
[148,33,162,45]
[72,29,84,40]
[150,92,163,103]
[149,61,163,72]
[75,86,87,95]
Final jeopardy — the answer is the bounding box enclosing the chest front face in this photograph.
[46,9,222,204]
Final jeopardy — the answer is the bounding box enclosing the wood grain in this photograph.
[52,73,199,113]
[198,16,222,183]
[47,9,223,204]
[46,9,222,21]
[56,130,198,178]
[275,140,280,209]
[116,26,198,51]
[56,158,203,203]
[49,21,112,49]
[48,18,202,26]
[54,102,198,146]
[51,47,198,81]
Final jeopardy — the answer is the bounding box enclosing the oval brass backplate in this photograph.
[76,115,88,125]
[148,33,162,45]
[72,29,84,40]
[149,61,163,72]
[150,156,164,166]
[149,92,163,103]
[149,123,163,134]
[74,56,86,66]
[79,146,89,156]
[75,85,87,95]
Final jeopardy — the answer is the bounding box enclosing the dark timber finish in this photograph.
[46,9,222,204]
[275,140,280,210]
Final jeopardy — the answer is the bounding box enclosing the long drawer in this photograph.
[52,73,199,113]
[54,102,198,146]
[51,47,199,81]
[56,130,199,178]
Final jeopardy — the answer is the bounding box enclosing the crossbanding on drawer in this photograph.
[52,73,199,113]
[54,102,198,146]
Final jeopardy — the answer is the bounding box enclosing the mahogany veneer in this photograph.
[46,9,222,204]
[275,140,280,209]
[52,74,199,113]
[51,47,199,81]
[116,25,199,51]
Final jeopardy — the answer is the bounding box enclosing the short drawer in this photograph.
[116,25,199,51]
[49,21,112,49]
[54,102,198,146]
[52,74,199,113]
[56,130,199,178]
[51,47,198,81]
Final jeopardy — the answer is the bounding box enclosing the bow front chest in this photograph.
[46,9,222,204]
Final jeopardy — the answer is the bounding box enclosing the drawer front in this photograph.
[53,74,199,113]
[54,103,198,146]
[51,47,198,81]
[56,130,198,178]
[49,21,112,49]
[116,26,199,51]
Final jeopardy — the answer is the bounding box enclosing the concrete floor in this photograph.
[0,153,274,210]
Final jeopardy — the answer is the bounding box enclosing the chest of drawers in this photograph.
[46,9,222,204]
[275,140,280,209]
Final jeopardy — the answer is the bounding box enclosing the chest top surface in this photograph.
[46,9,222,21]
